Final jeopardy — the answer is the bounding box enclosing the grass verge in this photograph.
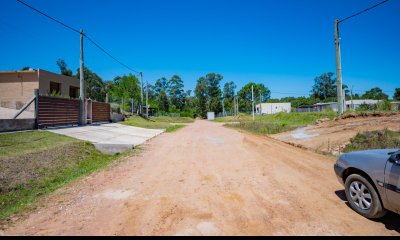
[166,125,184,133]
[220,112,336,135]
[152,116,194,123]
[343,129,400,153]
[122,115,191,131]
[0,131,135,222]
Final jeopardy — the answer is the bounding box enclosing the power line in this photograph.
[16,0,80,34]
[16,0,140,74]
[339,0,390,23]
[85,35,140,74]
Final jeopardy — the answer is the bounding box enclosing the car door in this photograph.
[385,151,400,212]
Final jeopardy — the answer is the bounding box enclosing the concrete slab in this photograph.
[48,123,164,154]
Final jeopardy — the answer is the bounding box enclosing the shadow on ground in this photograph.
[335,190,400,233]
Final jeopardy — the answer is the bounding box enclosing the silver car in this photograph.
[335,149,400,219]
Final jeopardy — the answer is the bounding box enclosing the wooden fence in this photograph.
[92,102,111,122]
[37,96,111,127]
[38,96,80,127]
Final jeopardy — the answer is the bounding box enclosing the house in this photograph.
[314,102,339,112]
[256,103,291,115]
[346,100,382,110]
[0,69,80,110]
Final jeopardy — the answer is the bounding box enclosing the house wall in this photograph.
[0,71,39,110]
[257,103,291,115]
[38,69,80,98]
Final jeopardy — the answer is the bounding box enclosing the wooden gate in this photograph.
[37,96,80,127]
[92,101,111,123]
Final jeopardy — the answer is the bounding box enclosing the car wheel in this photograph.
[345,174,387,219]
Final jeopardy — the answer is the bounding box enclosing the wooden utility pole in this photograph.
[252,85,255,121]
[236,96,239,116]
[146,78,149,118]
[140,72,143,115]
[222,97,226,117]
[335,20,344,115]
[79,29,87,126]
[350,86,354,111]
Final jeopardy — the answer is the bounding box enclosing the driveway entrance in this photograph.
[48,123,164,154]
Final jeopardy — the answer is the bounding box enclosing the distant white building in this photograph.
[314,102,339,112]
[256,103,291,115]
[346,100,382,110]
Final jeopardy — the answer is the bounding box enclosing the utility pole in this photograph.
[259,92,262,115]
[79,29,86,126]
[222,97,226,117]
[335,20,344,115]
[146,78,149,118]
[350,86,354,111]
[140,72,143,115]
[236,96,239,116]
[252,85,255,121]
[233,97,235,117]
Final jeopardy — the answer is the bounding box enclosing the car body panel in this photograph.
[385,154,400,213]
[335,149,400,214]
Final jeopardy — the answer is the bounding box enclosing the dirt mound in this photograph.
[273,113,400,156]
[338,112,400,120]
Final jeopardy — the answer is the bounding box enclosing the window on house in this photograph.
[70,86,79,99]
[50,81,61,96]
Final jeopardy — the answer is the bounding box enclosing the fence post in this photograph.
[34,89,39,129]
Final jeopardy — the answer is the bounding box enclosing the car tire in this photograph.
[345,174,387,219]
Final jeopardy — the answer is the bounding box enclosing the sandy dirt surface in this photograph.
[2,120,399,236]
[273,114,400,155]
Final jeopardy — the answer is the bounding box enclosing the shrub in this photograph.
[344,129,400,153]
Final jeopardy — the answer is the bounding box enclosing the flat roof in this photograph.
[0,70,37,74]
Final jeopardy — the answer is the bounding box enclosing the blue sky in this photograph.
[0,0,399,98]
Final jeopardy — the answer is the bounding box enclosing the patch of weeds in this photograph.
[343,129,400,153]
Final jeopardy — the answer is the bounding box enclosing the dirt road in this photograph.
[3,121,399,236]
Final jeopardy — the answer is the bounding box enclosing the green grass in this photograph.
[0,131,79,158]
[122,115,191,131]
[123,115,171,129]
[165,125,185,133]
[0,131,134,221]
[344,129,400,153]
[152,116,194,123]
[219,112,337,135]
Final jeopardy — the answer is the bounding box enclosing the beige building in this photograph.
[0,69,80,110]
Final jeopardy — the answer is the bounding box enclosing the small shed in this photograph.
[207,112,215,121]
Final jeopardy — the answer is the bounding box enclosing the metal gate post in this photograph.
[34,89,39,129]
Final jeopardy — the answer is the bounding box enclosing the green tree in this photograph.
[223,81,237,112]
[311,72,337,100]
[394,88,400,101]
[238,83,271,112]
[168,75,185,110]
[75,67,106,102]
[195,77,208,118]
[205,73,223,114]
[362,87,389,101]
[154,77,169,97]
[56,59,73,77]
[111,74,141,111]
[158,89,169,112]
[21,66,31,71]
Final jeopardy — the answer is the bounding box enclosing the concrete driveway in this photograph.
[48,123,164,154]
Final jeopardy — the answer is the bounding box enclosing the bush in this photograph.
[356,103,377,112]
[344,129,400,153]
[377,101,392,111]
